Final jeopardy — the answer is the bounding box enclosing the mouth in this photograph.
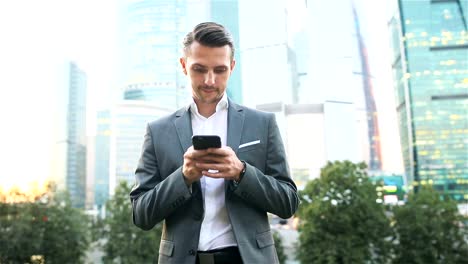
[200,87,216,93]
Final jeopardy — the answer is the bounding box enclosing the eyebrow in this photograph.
[191,63,228,69]
[192,63,207,68]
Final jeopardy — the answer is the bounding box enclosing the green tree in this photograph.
[392,185,468,264]
[40,192,90,263]
[0,187,90,263]
[273,230,287,264]
[99,180,162,264]
[0,202,43,263]
[297,161,393,264]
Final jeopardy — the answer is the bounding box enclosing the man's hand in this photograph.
[194,146,244,181]
[182,146,208,186]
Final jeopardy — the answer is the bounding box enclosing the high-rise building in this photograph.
[93,111,111,211]
[282,0,383,176]
[117,0,189,108]
[51,62,87,208]
[351,4,383,171]
[390,0,468,201]
[238,0,292,107]
[92,102,172,212]
[257,101,362,189]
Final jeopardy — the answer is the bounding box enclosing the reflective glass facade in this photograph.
[66,63,87,208]
[391,0,468,201]
[107,102,172,196]
[94,111,111,210]
[118,0,189,108]
[52,62,87,208]
[92,103,172,209]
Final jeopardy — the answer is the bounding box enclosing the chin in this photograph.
[204,98,221,104]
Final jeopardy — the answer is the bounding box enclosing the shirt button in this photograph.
[189,249,196,255]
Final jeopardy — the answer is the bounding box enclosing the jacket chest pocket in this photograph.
[237,144,266,172]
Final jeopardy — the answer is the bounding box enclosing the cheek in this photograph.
[188,73,203,83]
[218,76,229,84]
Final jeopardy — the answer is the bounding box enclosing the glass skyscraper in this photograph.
[281,0,382,178]
[238,0,292,107]
[51,62,87,208]
[93,111,111,211]
[118,0,189,108]
[390,0,467,201]
[352,4,383,171]
[93,102,172,210]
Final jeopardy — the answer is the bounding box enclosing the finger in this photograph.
[188,149,210,159]
[198,155,226,164]
[196,162,224,171]
[206,147,231,156]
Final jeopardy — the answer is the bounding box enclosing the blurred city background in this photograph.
[0,0,467,263]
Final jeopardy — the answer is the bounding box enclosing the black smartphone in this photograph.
[192,135,221,150]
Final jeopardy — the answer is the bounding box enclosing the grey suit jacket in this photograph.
[130,99,299,263]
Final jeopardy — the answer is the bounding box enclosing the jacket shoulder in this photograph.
[147,107,184,129]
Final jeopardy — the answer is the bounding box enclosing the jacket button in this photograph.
[189,249,196,255]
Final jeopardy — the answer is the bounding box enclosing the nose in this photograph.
[204,71,215,86]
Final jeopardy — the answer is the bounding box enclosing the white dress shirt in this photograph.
[189,93,237,251]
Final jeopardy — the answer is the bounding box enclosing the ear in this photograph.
[179,57,187,75]
[230,59,236,73]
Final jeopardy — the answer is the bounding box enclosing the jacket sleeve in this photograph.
[232,114,300,219]
[129,124,192,230]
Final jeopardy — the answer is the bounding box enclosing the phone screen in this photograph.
[192,135,221,150]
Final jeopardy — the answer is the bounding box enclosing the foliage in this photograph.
[40,192,90,263]
[297,161,393,264]
[0,186,90,263]
[98,180,162,264]
[273,230,287,264]
[392,185,468,264]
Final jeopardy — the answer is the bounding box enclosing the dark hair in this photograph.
[183,22,235,60]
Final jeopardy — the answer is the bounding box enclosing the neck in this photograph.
[195,101,217,118]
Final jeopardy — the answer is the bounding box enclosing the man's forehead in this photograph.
[186,42,232,58]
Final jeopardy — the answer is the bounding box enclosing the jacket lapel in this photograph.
[226,98,244,153]
[225,99,244,191]
[174,107,192,152]
[173,107,203,203]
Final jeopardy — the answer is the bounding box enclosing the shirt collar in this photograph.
[188,93,229,115]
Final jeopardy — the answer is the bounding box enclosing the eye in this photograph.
[214,67,228,74]
[193,66,207,73]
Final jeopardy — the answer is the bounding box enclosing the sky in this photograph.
[0,0,117,191]
[0,0,403,192]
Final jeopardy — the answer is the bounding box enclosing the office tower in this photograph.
[390,0,468,201]
[93,111,111,212]
[258,101,362,189]
[93,102,172,211]
[117,0,189,108]
[280,0,383,179]
[238,0,293,107]
[51,62,87,208]
[351,4,383,171]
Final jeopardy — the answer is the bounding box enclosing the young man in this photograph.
[130,22,299,264]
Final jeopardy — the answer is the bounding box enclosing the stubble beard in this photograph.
[196,85,222,105]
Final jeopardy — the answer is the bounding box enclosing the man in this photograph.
[130,22,299,264]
